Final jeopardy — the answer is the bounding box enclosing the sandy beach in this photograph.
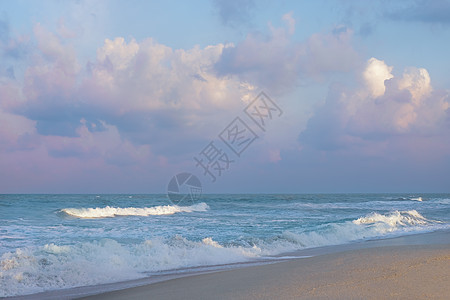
[74,231,450,300]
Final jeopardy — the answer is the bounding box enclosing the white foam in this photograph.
[281,210,440,249]
[353,210,429,227]
[61,203,209,218]
[410,197,423,201]
[0,236,266,297]
[1,210,445,297]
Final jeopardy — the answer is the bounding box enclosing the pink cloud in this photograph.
[0,24,264,192]
[299,57,450,161]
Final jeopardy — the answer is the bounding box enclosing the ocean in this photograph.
[1,193,449,297]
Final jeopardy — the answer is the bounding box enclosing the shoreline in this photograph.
[6,229,449,300]
[81,230,450,300]
[82,246,450,300]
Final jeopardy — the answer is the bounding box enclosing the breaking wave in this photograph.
[353,210,432,226]
[410,197,423,202]
[1,210,445,297]
[61,203,209,218]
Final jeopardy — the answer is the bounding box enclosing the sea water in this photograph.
[1,194,449,297]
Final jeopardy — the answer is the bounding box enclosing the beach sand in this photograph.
[77,231,450,300]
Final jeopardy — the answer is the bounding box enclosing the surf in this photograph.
[60,203,209,218]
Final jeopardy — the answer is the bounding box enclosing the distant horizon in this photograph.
[2,192,449,195]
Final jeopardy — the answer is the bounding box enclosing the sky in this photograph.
[0,0,449,193]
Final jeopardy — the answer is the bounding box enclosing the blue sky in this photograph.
[1,0,449,193]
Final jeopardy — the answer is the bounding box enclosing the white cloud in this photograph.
[398,67,431,104]
[3,25,261,166]
[350,59,448,134]
[363,57,393,98]
[300,57,450,152]
[85,37,252,119]
[96,37,140,71]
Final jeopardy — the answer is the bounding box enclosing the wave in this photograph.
[0,236,267,297]
[353,210,431,226]
[1,210,446,297]
[382,196,424,202]
[289,197,426,210]
[280,210,442,248]
[61,203,209,218]
[433,198,450,204]
[410,197,423,202]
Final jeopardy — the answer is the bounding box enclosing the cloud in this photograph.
[0,15,29,61]
[0,18,364,192]
[358,22,375,37]
[363,58,393,98]
[294,57,450,193]
[213,0,255,27]
[56,18,78,39]
[2,16,362,177]
[78,37,256,153]
[386,0,450,25]
[0,109,37,152]
[1,23,260,172]
[2,11,448,192]
[299,58,450,154]
[282,12,296,35]
[44,119,152,166]
[0,72,37,152]
[0,17,9,43]
[215,16,359,93]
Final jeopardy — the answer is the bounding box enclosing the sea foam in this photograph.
[61,203,209,218]
[353,210,430,226]
[410,197,423,202]
[1,209,444,297]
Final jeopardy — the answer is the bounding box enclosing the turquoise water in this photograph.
[1,194,449,297]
